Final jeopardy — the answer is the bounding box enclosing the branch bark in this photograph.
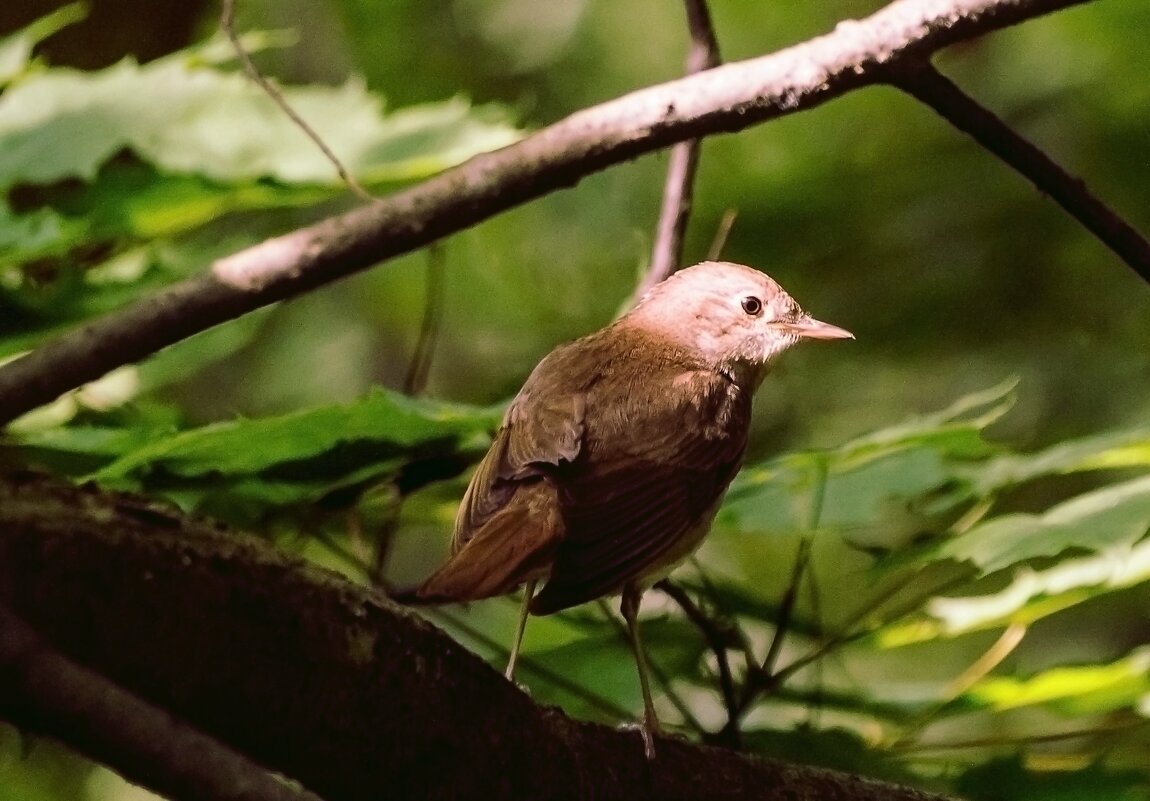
[0,473,957,801]
[0,603,326,801]
[0,0,1097,426]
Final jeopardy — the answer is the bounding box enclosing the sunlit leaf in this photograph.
[969,427,1150,495]
[0,51,520,188]
[0,3,86,87]
[956,754,1150,801]
[877,538,1150,646]
[953,647,1150,716]
[724,381,1017,533]
[939,475,1150,573]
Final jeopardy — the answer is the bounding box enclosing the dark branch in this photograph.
[638,0,722,297]
[891,61,1150,284]
[0,0,1096,426]
[0,473,958,801]
[0,603,326,801]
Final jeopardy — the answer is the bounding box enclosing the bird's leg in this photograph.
[505,579,537,682]
[621,582,659,759]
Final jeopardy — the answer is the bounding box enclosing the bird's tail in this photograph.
[390,499,558,605]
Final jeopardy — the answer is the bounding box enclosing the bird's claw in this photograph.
[616,720,659,760]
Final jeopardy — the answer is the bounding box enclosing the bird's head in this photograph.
[626,261,853,386]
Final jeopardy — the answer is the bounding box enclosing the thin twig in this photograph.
[892,720,1144,753]
[638,0,722,297]
[220,0,376,203]
[403,243,447,395]
[656,579,740,735]
[594,599,707,738]
[706,208,739,261]
[731,461,828,726]
[0,0,1100,426]
[369,505,402,588]
[892,61,1150,285]
[761,460,828,679]
[885,623,1028,749]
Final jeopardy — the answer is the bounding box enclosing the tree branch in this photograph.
[889,61,1150,284]
[638,0,722,297]
[0,0,1097,426]
[0,473,957,801]
[0,603,326,801]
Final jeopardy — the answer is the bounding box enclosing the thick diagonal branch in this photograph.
[0,0,1096,425]
[0,474,956,801]
[0,604,327,801]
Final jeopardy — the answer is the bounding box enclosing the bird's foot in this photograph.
[616,718,660,760]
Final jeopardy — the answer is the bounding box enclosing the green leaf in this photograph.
[0,3,86,87]
[956,755,1150,801]
[831,377,1017,464]
[94,389,499,480]
[723,380,1016,533]
[879,537,1150,645]
[954,647,1150,716]
[939,474,1150,573]
[968,426,1150,495]
[0,50,520,188]
[45,389,501,521]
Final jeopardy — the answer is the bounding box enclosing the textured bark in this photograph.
[0,474,955,801]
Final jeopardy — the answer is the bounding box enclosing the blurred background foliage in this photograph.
[0,1,1148,800]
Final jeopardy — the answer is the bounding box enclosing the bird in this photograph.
[394,260,852,758]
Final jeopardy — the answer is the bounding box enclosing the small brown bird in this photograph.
[398,261,851,757]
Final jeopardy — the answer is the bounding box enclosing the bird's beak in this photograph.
[776,316,854,341]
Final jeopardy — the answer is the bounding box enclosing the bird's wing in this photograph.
[452,352,587,553]
[412,346,589,603]
[530,368,750,615]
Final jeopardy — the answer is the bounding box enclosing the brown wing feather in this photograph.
[408,480,562,602]
[531,367,750,615]
[413,343,590,602]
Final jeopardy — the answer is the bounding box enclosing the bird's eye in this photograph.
[740,296,763,316]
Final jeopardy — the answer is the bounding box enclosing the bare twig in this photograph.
[892,61,1150,284]
[0,603,326,801]
[706,209,739,261]
[656,579,740,737]
[885,622,1028,749]
[892,720,1144,752]
[220,0,376,203]
[594,598,707,738]
[742,458,827,718]
[638,0,722,297]
[0,0,1100,426]
[403,243,447,395]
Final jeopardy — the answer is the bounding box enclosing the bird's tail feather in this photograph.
[390,500,558,605]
